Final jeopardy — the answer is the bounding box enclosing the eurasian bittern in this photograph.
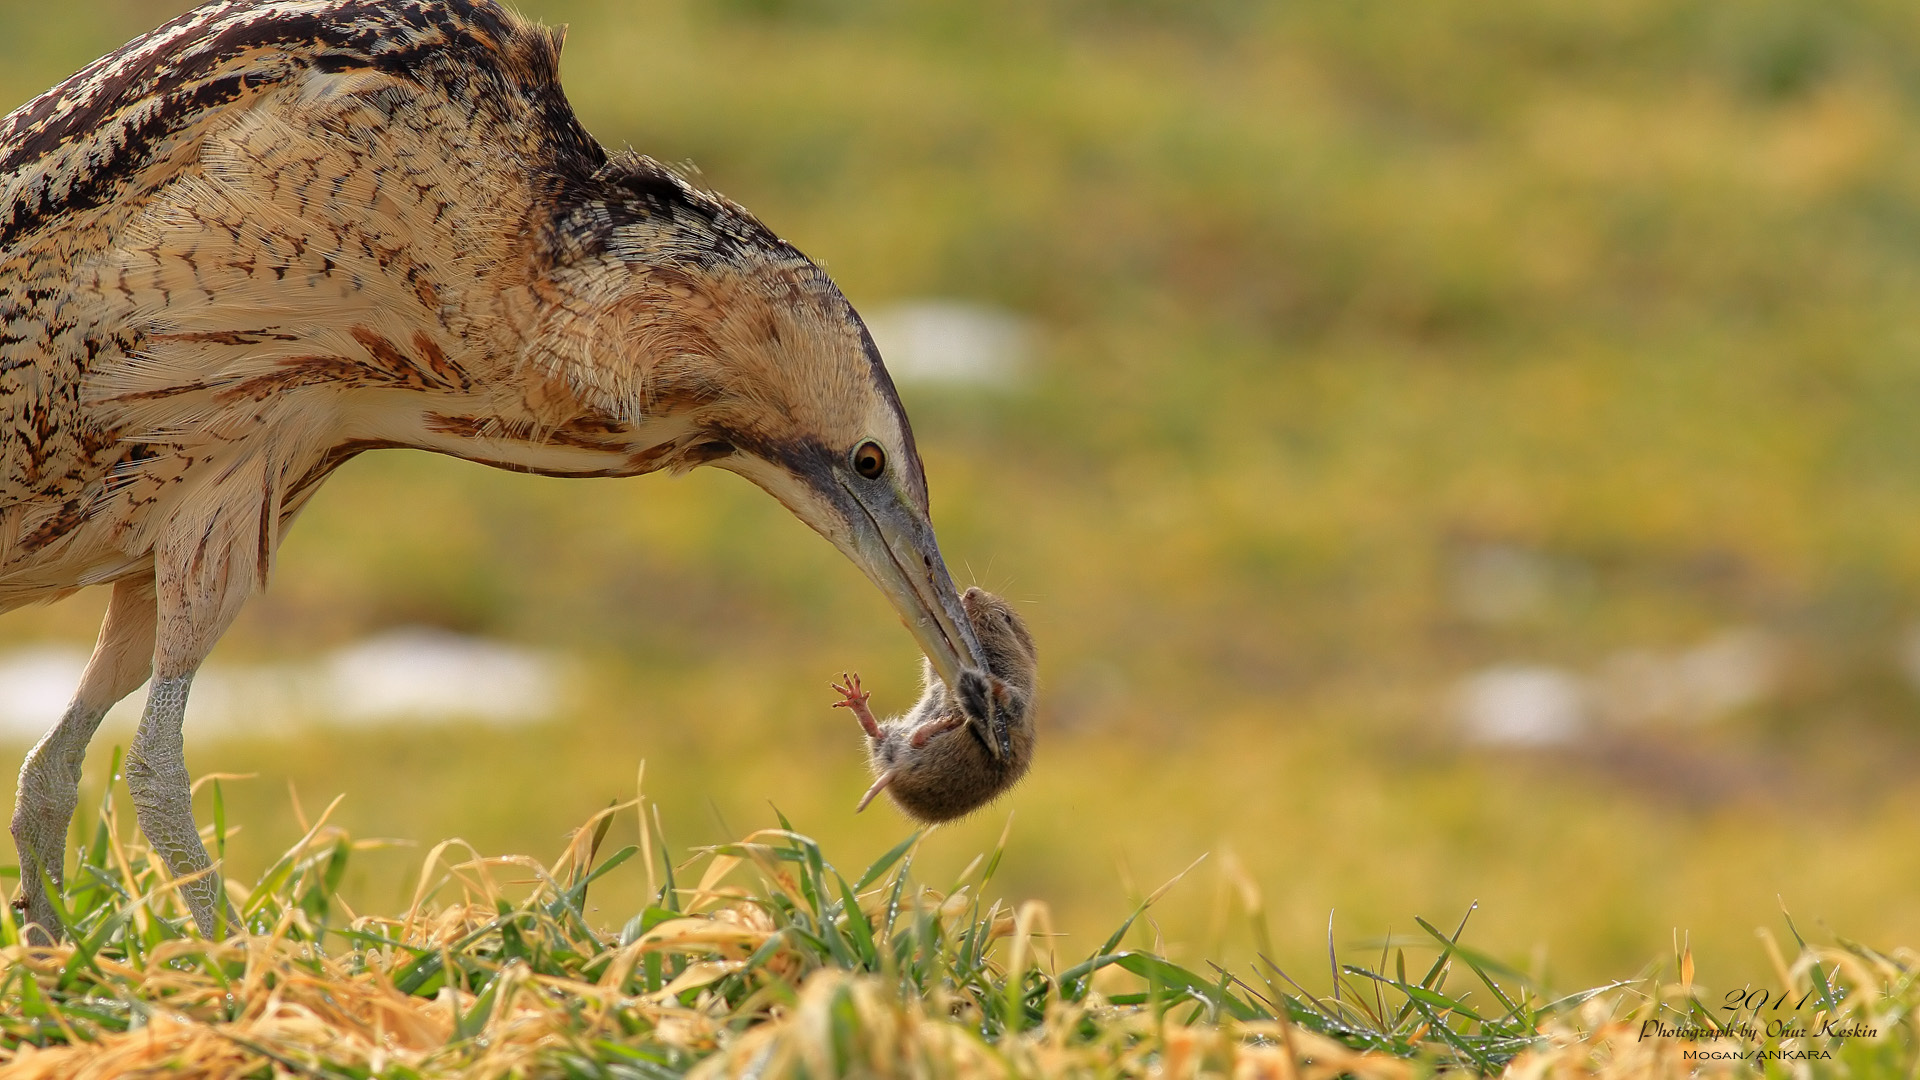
[0,0,1000,941]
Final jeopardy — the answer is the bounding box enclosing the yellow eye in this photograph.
[853,441,886,479]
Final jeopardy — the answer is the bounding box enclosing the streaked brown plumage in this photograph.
[833,587,1038,824]
[2,0,1008,941]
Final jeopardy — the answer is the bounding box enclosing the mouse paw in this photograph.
[830,671,867,706]
[831,672,884,739]
[958,668,993,723]
[907,711,969,749]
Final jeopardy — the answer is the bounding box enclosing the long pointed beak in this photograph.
[719,449,1003,756]
[838,478,988,698]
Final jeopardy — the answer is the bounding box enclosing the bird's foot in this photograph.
[831,673,885,740]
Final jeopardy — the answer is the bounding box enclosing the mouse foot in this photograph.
[907,711,969,749]
[831,672,884,739]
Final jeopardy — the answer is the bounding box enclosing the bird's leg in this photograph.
[125,672,234,937]
[12,703,108,942]
[831,673,885,740]
[124,560,245,939]
[10,575,157,944]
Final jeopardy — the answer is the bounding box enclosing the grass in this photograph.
[0,767,1914,1077]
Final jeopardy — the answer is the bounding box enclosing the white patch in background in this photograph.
[319,628,561,726]
[1456,628,1782,749]
[1456,665,1589,746]
[0,647,91,739]
[1594,629,1778,728]
[0,628,569,741]
[862,300,1031,387]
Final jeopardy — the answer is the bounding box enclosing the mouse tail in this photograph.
[856,769,897,813]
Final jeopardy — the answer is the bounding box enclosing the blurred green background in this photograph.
[7,0,1920,993]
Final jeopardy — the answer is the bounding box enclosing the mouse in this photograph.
[831,587,1038,824]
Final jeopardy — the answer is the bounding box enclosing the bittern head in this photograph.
[523,156,1002,750]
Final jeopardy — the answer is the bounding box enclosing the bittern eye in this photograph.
[852,441,886,479]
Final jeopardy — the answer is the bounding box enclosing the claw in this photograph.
[830,671,866,703]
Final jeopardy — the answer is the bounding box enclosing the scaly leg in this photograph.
[10,575,158,944]
[831,673,885,740]
[124,545,250,939]
[124,672,233,936]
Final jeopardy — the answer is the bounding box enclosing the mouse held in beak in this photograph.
[830,588,1038,824]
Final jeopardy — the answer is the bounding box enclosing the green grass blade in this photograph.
[835,873,878,969]
[1778,905,1841,1016]
[855,832,919,891]
[650,806,678,913]
[456,962,515,1041]
[1115,952,1264,1022]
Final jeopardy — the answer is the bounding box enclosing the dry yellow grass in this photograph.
[0,782,1911,1078]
